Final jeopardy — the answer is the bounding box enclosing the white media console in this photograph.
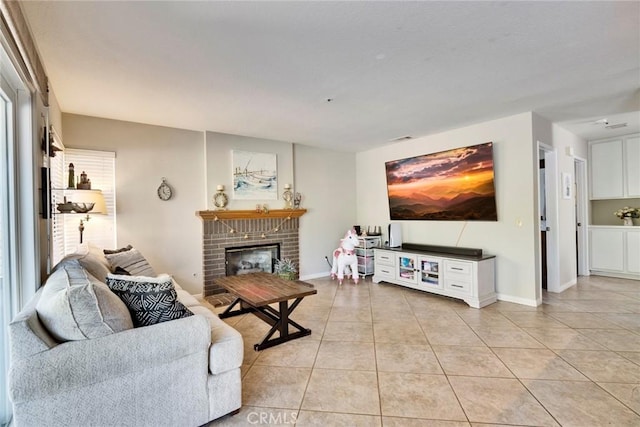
[372,244,496,308]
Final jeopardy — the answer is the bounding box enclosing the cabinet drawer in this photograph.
[445,278,471,294]
[375,251,395,266]
[375,265,395,278]
[444,260,472,276]
[356,248,375,257]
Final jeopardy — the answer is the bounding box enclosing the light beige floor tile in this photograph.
[562,300,632,313]
[492,348,588,381]
[412,311,468,327]
[383,417,470,426]
[456,311,517,328]
[375,342,443,374]
[371,304,418,320]
[296,410,381,426]
[373,319,428,344]
[242,365,311,409]
[596,312,640,330]
[472,326,544,348]
[547,312,621,329]
[522,327,605,350]
[556,350,640,382]
[524,379,640,426]
[597,382,640,414]
[323,321,374,342]
[301,369,380,415]
[447,376,558,426]
[378,372,466,420]
[208,405,298,426]
[578,328,640,351]
[617,351,640,364]
[253,339,320,368]
[423,325,485,346]
[550,290,631,301]
[501,311,569,328]
[315,340,376,371]
[328,305,372,322]
[432,346,513,378]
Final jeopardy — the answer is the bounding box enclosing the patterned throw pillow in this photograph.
[104,248,156,277]
[106,273,193,327]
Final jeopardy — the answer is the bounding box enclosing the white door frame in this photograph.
[574,156,589,276]
[538,142,560,293]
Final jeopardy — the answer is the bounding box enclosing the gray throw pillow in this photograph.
[106,273,193,327]
[36,260,134,342]
[105,248,156,277]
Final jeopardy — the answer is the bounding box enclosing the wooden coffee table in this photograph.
[215,272,317,351]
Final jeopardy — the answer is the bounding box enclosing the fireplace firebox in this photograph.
[225,244,280,276]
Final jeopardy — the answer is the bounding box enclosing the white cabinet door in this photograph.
[626,230,640,274]
[590,228,624,271]
[625,136,640,197]
[590,139,623,199]
[396,253,418,285]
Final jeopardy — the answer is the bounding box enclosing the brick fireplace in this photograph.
[197,209,307,296]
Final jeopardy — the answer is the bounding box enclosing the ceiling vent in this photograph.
[605,123,628,130]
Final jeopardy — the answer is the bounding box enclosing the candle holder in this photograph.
[213,185,228,210]
[282,184,293,209]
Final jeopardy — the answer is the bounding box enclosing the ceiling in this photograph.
[21,1,640,152]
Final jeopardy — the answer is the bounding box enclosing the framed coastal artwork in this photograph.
[232,150,278,200]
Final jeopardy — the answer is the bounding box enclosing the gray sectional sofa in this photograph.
[8,244,243,427]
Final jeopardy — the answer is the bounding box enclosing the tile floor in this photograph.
[208,274,640,426]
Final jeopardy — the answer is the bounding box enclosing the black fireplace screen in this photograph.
[225,244,280,276]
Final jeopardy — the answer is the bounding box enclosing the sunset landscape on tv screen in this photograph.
[385,142,498,221]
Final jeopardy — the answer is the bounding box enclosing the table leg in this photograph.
[253,297,312,351]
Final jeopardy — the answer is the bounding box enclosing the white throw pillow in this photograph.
[36,260,134,342]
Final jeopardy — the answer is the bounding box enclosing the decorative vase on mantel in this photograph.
[623,217,634,226]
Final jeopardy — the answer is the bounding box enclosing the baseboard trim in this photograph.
[299,271,331,281]
[496,293,539,307]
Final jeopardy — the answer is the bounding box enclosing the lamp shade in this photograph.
[64,189,107,214]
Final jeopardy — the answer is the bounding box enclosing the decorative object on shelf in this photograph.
[58,190,107,244]
[76,170,91,190]
[274,258,297,281]
[330,228,361,285]
[68,163,75,189]
[157,177,173,201]
[262,204,269,214]
[614,206,639,226]
[282,183,293,209]
[293,192,302,209]
[213,185,228,210]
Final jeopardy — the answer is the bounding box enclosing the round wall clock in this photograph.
[157,178,173,201]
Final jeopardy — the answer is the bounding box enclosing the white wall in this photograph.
[62,114,205,294]
[294,144,357,278]
[61,114,356,292]
[205,131,294,210]
[356,112,540,305]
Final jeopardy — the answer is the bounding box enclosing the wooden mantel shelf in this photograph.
[197,209,307,220]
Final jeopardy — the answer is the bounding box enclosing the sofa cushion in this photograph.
[53,243,113,283]
[106,274,193,327]
[105,248,156,276]
[36,260,134,342]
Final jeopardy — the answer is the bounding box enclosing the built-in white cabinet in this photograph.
[589,134,640,199]
[373,247,496,308]
[589,226,640,279]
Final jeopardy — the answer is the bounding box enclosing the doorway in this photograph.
[574,157,589,276]
[538,143,560,294]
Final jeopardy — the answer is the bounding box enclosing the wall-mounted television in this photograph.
[385,142,498,221]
